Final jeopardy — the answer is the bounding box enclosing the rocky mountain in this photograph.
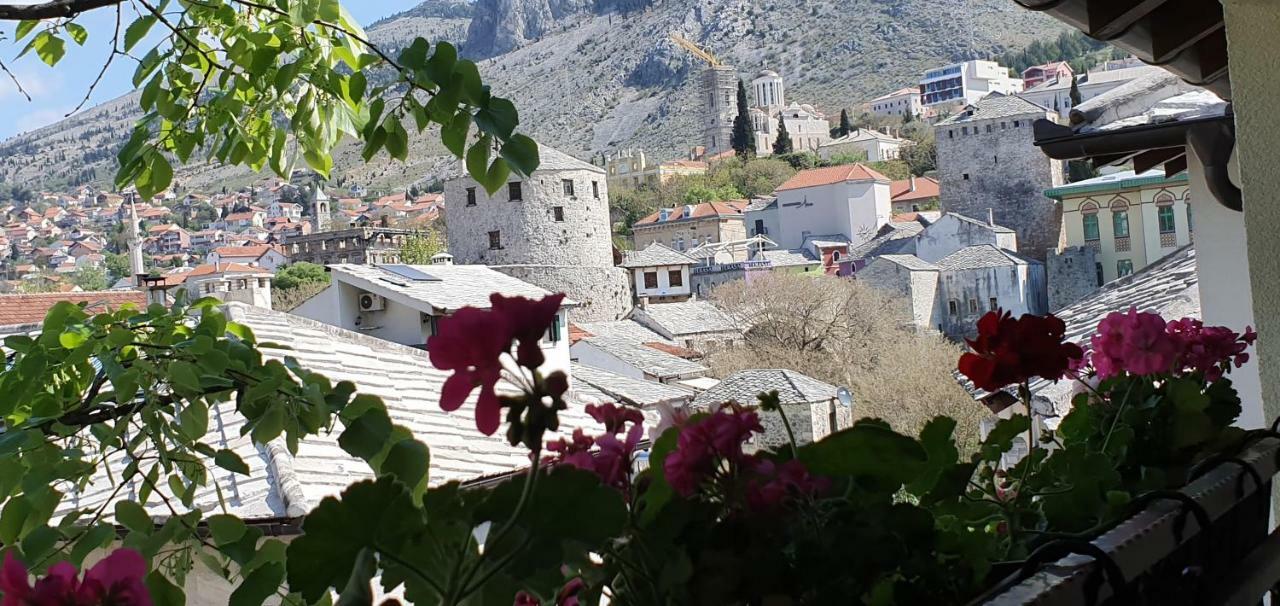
[0,0,1063,194]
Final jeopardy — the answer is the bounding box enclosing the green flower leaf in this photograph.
[123,16,157,53]
[214,449,251,475]
[798,421,927,489]
[114,500,153,533]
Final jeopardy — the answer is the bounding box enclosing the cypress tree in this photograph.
[772,118,794,156]
[1069,75,1082,107]
[731,79,754,158]
[838,109,853,137]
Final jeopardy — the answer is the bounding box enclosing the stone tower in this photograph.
[703,65,737,156]
[935,93,1065,259]
[310,185,332,233]
[1046,245,1101,311]
[126,195,145,286]
[443,146,631,321]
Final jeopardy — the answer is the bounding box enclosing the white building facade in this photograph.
[920,60,1024,108]
[756,164,894,250]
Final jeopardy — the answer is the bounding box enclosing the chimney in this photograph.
[909,175,916,192]
[987,208,995,226]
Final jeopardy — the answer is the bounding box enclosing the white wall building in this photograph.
[620,243,695,303]
[1017,64,1161,118]
[817,129,908,162]
[869,87,924,119]
[920,60,1024,108]
[292,263,575,379]
[755,163,894,250]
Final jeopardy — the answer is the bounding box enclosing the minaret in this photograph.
[311,184,332,232]
[127,195,146,287]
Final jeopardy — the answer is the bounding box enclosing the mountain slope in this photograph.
[0,0,1062,193]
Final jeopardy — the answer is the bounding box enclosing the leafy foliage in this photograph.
[7,0,538,199]
[271,262,330,291]
[398,228,446,264]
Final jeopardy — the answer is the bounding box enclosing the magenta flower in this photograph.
[427,306,513,435]
[556,578,586,606]
[513,592,541,606]
[1091,309,1181,378]
[1166,318,1257,380]
[489,293,565,368]
[586,403,644,435]
[1,549,152,606]
[547,404,646,493]
[745,459,830,511]
[663,408,763,497]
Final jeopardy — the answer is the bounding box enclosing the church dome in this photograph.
[754,68,781,80]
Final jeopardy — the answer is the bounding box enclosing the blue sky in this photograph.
[0,1,415,141]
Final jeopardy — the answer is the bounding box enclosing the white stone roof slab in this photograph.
[330,263,575,314]
[577,336,708,379]
[691,369,838,408]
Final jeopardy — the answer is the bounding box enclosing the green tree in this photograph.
[272,261,331,290]
[901,133,937,176]
[772,119,794,156]
[104,252,131,280]
[682,183,742,204]
[730,80,755,159]
[1069,75,1083,107]
[400,229,446,264]
[1,0,538,198]
[838,109,854,138]
[71,265,110,291]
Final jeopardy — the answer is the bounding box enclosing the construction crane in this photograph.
[669,33,722,68]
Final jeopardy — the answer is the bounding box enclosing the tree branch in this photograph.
[0,0,123,20]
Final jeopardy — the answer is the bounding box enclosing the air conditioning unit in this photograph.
[358,292,384,312]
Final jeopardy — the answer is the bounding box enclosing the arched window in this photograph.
[1081,201,1100,241]
[1155,194,1176,234]
[1110,198,1130,238]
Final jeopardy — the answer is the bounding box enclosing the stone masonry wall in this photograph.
[494,265,632,323]
[445,168,615,268]
[936,111,1065,260]
[1046,246,1101,311]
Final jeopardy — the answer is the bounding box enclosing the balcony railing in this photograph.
[1161,232,1178,248]
[691,259,773,274]
[1115,236,1132,252]
[981,436,1280,605]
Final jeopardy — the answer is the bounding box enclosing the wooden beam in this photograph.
[1088,0,1170,40]
[1092,152,1136,169]
[1165,155,1188,178]
[1132,147,1185,174]
[1150,0,1225,62]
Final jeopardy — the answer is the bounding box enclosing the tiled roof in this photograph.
[848,222,923,261]
[213,245,274,258]
[537,147,605,174]
[935,93,1053,125]
[55,303,610,521]
[574,319,673,344]
[871,87,919,101]
[570,362,694,407]
[634,300,739,337]
[633,200,747,225]
[889,176,940,202]
[875,254,939,271]
[936,245,1037,271]
[1044,169,1188,199]
[0,291,147,327]
[576,336,708,378]
[329,264,570,313]
[775,163,892,191]
[949,212,1015,234]
[691,369,837,409]
[743,197,777,212]
[758,248,819,267]
[620,243,696,268]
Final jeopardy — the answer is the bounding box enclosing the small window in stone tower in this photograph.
[1013,120,1021,127]
[562,179,576,197]
[508,181,522,201]
[948,300,959,316]
[553,206,564,222]
[466,187,477,206]
[592,181,600,198]
[968,299,978,314]
[962,173,970,180]
[989,297,998,311]
[488,230,501,250]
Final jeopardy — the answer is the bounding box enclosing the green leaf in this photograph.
[229,562,285,606]
[286,478,425,603]
[474,97,519,140]
[380,439,429,499]
[500,134,540,176]
[318,0,342,21]
[207,514,246,546]
[146,570,186,606]
[15,20,38,41]
[425,42,458,85]
[798,421,927,488]
[169,361,201,393]
[397,37,430,69]
[214,449,251,475]
[124,16,157,53]
[251,406,285,444]
[441,112,471,157]
[32,32,67,67]
[65,23,88,45]
[114,501,153,533]
[180,402,209,438]
[465,136,491,185]
[58,327,90,349]
[303,147,333,179]
[338,408,392,461]
[384,117,409,161]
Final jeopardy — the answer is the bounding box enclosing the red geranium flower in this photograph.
[490,293,566,368]
[1,549,152,606]
[958,309,1083,392]
[427,306,512,435]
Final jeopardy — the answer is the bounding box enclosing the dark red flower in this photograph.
[586,403,644,435]
[556,578,586,606]
[427,306,512,435]
[490,293,566,368]
[958,309,1083,392]
[513,592,541,606]
[745,458,830,511]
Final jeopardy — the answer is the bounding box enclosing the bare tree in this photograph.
[709,273,984,449]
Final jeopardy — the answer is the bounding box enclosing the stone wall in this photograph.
[1046,246,1100,311]
[494,265,632,323]
[936,110,1065,260]
[444,168,615,268]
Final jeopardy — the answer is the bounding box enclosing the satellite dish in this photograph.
[836,387,854,408]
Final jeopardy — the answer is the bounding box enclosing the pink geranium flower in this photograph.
[489,293,565,368]
[1091,309,1180,378]
[427,306,512,435]
[663,408,763,497]
[1,549,152,606]
[745,459,830,511]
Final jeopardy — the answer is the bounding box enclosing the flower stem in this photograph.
[451,451,541,604]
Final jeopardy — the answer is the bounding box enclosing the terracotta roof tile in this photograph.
[889,176,940,202]
[633,200,748,225]
[0,291,147,326]
[775,164,891,192]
